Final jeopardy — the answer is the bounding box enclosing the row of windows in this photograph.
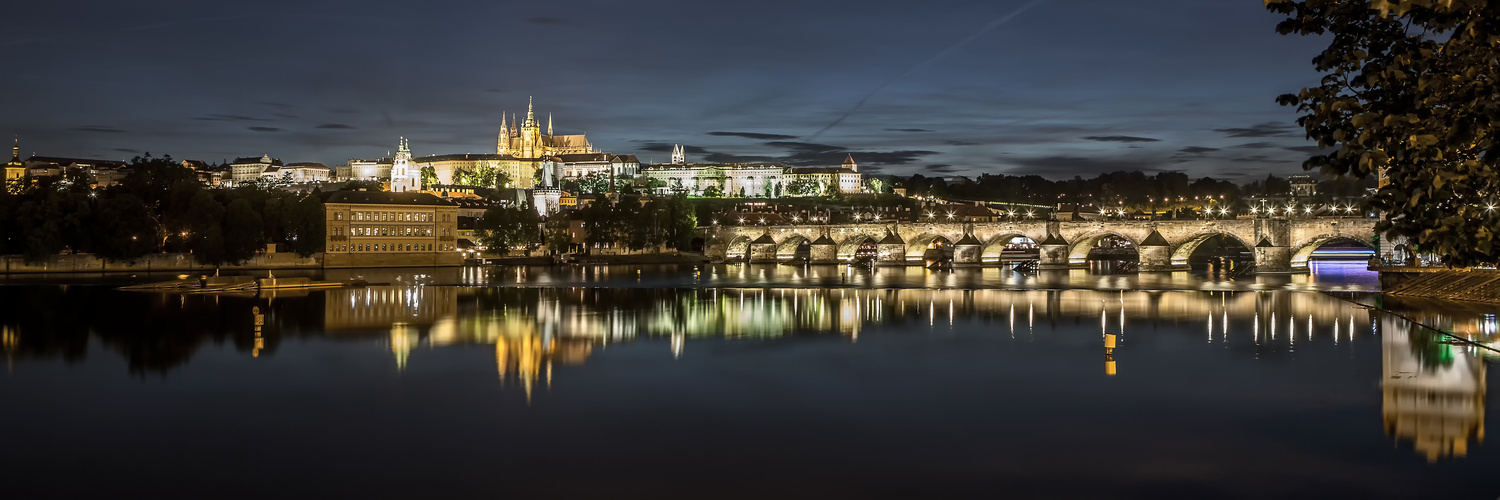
[330,243,455,252]
[333,211,452,222]
[336,226,446,237]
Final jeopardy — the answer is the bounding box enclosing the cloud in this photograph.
[1082,135,1160,143]
[111,148,140,153]
[258,102,295,109]
[1231,155,1295,164]
[1006,156,1161,178]
[945,140,979,146]
[640,140,934,167]
[70,126,126,133]
[195,114,272,122]
[1284,145,1335,154]
[528,17,564,25]
[638,142,709,154]
[886,128,932,133]
[1178,146,1220,154]
[1214,122,1297,138]
[247,126,282,132]
[316,123,357,130]
[707,131,799,140]
[273,113,298,119]
[1232,142,1277,149]
[925,164,955,172]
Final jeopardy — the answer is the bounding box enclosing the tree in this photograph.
[342,180,384,192]
[476,205,542,255]
[222,198,265,264]
[185,191,227,266]
[281,195,325,257]
[90,194,157,262]
[700,184,723,198]
[544,216,573,254]
[1268,0,1500,265]
[419,166,438,189]
[787,178,819,196]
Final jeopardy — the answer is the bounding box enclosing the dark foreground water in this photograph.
[1,263,1496,499]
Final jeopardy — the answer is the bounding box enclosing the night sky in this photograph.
[3,0,1331,181]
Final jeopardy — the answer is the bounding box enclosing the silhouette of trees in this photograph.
[1267,0,1500,265]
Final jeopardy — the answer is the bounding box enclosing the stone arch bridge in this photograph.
[700,218,1376,273]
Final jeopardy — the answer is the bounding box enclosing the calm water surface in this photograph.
[1,263,1496,499]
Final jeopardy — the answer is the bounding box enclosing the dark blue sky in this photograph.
[2,0,1330,181]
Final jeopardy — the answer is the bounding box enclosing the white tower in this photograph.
[389,137,418,193]
[671,144,686,164]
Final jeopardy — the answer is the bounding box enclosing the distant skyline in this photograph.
[2,0,1331,181]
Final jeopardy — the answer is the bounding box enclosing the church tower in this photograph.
[6,136,26,182]
[843,154,858,172]
[497,113,509,155]
[519,97,542,159]
[390,137,418,193]
[671,144,686,164]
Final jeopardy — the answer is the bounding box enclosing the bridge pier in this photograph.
[954,233,982,265]
[810,234,838,264]
[877,232,906,265]
[1254,242,1293,273]
[1038,233,1071,270]
[748,233,778,263]
[1138,230,1177,272]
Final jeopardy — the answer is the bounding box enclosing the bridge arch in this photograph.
[1169,232,1256,268]
[776,234,811,261]
[906,233,960,261]
[1067,231,1141,265]
[1290,234,1375,269]
[718,235,752,262]
[979,233,1031,263]
[837,234,878,261]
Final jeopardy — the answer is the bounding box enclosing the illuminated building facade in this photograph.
[230,154,281,185]
[640,154,862,197]
[5,138,24,183]
[322,191,463,268]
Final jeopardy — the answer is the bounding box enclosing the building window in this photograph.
[336,212,343,221]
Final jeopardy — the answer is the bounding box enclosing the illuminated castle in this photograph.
[497,97,595,159]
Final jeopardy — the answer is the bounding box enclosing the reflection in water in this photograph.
[1,281,1497,463]
[1382,316,1489,462]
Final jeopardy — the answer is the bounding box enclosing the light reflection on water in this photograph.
[0,265,1497,497]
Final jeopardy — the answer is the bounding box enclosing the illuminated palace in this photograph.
[640,148,863,196]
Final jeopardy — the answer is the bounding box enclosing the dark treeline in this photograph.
[895,171,1373,208]
[476,195,697,255]
[0,154,325,265]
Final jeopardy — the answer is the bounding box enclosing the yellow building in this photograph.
[323,191,464,268]
[5,137,25,184]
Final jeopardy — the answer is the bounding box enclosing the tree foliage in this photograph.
[1267,0,1500,265]
[476,204,542,255]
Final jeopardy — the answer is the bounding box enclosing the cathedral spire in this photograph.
[498,113,509,154]
[524,96,537,127]
[671,144,686,164]
[548,113,553,137]
[10,136,19,164]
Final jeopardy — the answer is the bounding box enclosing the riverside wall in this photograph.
[0,252,461,274]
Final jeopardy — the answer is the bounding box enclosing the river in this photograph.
[0,262,1495,498]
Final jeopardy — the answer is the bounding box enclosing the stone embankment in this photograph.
[1385,269,1500,304]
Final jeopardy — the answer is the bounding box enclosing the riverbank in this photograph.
[0,251,712,276]
[1383,268,1500,304]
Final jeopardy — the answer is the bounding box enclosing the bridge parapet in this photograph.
[697,218,1375,274]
